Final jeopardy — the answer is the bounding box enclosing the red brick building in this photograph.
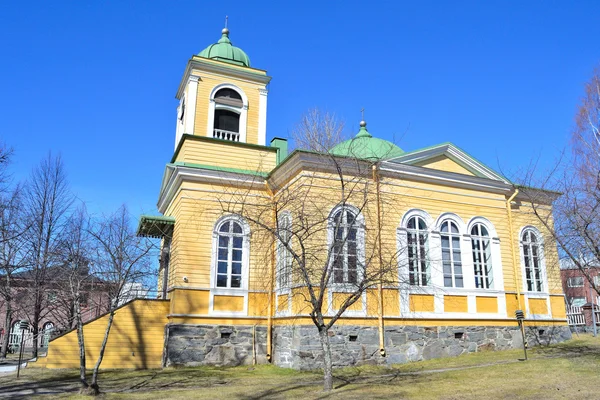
[560,260,600,307]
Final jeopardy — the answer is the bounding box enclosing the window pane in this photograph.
[231,262,242,275]
[444,277,453,287]
[408,218,415,229]
[220,222,230,233]
[233,236,243,249]
[232,249,242,262]
[216,275,227,287]
[418,218,426,230]
[231,276,241,288]
[450,222,459,234]
[218,248,228,261]
[441,236,450,249]
[455,277,464,287]
[218,261,228,274]
[232,222,242,234]
[219,236,229,248]
[348,228,357,241]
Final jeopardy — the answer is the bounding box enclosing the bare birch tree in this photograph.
[516,64,600,298]
[22,153,73,357]
[0,186,28,358]
[85,205,155,395]
[215,110,406,391]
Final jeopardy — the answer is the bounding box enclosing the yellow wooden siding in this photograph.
[528,298,548,315]
[444,295,468,313]
[414,155,476,176]
[476,296,498,313]
[248,292,269,316]
[170,289,209,315]
[332,292,363,312]
[41,300,170,369]
[549,295,567,319]
[276,294,289,313]
[366,289,400,316]
[191,71,265,145]
[410,294,435,312]
[175,137,277,173]
[213,295,244,312]
[506,294,525,317]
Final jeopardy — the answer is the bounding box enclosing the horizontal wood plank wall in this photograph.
[191,70,264,145]
[175,138,276,173]
[39,300,170,369]
[414,155,476,176]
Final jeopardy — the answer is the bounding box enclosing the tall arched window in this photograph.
[213,88,242,141]
[522,229,543,292]
[214,218,247,288]
[277,212,292,289]
[331,207,363,284]
[407,216,429,286]
[471,223,493,289]
[441,220,463,288]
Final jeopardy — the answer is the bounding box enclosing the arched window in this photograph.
[213,88,242,141]
[277,212,292,289]
[330,207,363,284]
[522,229,543,292]
[214,218,248,289]
[471,223,493,289]
[441,220,463,288]
[407,216,429,286]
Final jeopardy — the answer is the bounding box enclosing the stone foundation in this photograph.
[273,324,572,369]
[165,324,268,367]
[165,323,571,369]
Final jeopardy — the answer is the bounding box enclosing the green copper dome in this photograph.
[198,28,251,67]
[330,121,404,160]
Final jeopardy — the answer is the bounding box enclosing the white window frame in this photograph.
[327,204,365,288]
[276,211,293,291]
[398,209,433,289]
[568,276,584,288]
[206,83,248,143]
[439,219,464,288]
[519,226,547,293]
[466,217,504,291]
[210,215,250,291]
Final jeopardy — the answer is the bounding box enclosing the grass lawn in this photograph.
[1,333,599,399]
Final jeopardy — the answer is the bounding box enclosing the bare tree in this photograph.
[22,153,73,358]
[52,204,93,390]
[0,186,28,358]
[516,64,600,298]
[214,110,405,391]
[85,205,155,395]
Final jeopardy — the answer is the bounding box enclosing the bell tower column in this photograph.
[258,88,268,146]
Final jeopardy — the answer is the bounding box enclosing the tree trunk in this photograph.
[32,301,40,358]
[0,303,11,358]
[75,299,89,390]
[318,327,334,391]
[88,309,115,395]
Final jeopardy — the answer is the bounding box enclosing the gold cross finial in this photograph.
[225,15,228,29]
[361,108,365,120]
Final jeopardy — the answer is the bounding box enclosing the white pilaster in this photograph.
[258,88,268,146]
[183,75,200,137]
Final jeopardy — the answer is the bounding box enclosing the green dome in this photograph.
[198,28,251,67]
[330,122,404,160]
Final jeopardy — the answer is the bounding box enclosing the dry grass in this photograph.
[1,334,599,399]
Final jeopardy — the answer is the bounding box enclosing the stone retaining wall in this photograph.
[273,324,572,369]
[165,323,571,369]
[165,324,267,367]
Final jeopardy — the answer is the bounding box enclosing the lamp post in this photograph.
[515,310,528,361]
[16,320,28,378]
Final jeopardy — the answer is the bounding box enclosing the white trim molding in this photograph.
[258,88,268,146]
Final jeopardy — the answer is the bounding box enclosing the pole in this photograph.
[515,310,527,361]
[590,284,597,337]
[16,328,25,378]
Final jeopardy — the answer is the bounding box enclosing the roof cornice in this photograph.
[157,164,267,214]
[176,57,272,99]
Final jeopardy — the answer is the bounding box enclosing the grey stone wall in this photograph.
[164,323,571,369]
[273,324,572,370]
[165,324,267,367]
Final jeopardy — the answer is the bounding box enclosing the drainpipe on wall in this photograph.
[265,182,276,362]
[373,164,386,357]
[506,188,522,311]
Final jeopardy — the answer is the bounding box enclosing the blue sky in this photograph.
[1,1,599,216]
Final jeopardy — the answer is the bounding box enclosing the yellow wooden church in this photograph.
[39,26,570,370]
